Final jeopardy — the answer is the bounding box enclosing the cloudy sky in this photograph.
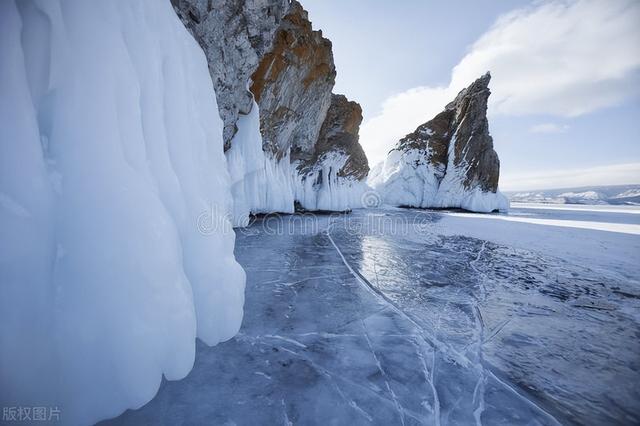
[304,0,640,191]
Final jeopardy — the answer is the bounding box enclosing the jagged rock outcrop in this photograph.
[291,94,369,212]
[299,94,369,180]
[250,0,335,160]
[370,73,508,212]
[173,0,369,221]
[171,0,289,149]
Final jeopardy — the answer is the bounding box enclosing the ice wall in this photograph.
[225,101,295,226]
[0,0,244,424]
[369,149,444,208]
[226,101,368,225]
[293,153,369,212]
[370,149,509,213]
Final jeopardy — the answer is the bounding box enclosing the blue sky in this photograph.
[304,0,640,191]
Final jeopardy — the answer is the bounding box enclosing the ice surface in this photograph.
[0,0,244,424]
[437,204,640,276]
[106,205,638,424]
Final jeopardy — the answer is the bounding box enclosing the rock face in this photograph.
[301,94,369,180]
[251,0,336,160]
[370,73,508,212]
[173,0,369,221]
[171,0,289,149]
[291,94,369,212]
[442,72,500,193]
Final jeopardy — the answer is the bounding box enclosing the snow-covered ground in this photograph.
[106,204,639,425]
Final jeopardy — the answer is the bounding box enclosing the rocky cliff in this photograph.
[292,93,369,211]
[250,0,335,160]
[370,73,508,212]
[173,0,369,222]
[302,94,369,180]
[172,0,289,150]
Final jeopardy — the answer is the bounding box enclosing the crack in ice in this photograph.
[325,216,563,425]
[413,337,441,426]
[361,319,407,426]
[274,345,425,422]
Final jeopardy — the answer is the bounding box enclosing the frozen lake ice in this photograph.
[105,205,640,425]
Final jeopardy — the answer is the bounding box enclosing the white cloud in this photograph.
[529,123,569,134]
[500,162,640,191]
[361,0,640,165]
[359,85,457,166]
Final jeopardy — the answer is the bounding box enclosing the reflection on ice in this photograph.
[445,211,640,235]
[107,208,640,425]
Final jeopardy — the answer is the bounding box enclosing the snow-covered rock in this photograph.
[370,73,508,213]
[174,0,370,223]
[301,94,370,182]
[0,0,244,424]
[225,97,368,225]
[612,188,640,199]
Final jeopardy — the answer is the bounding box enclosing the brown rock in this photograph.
[299,94,369,180]
[173,0,371,213]
[396,72,499,192]
[447,72,499,192]
[171,0,289,150]
[250,0,336,159]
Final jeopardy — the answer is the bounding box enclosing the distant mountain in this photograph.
[505,184,640,205]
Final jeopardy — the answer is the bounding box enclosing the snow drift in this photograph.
[0,0,244,424]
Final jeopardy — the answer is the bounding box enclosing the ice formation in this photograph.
[225,101,295,226]
[226,101,368,225]
[292,152,368,212]
[368,148,509,213]
[0,0,244,424]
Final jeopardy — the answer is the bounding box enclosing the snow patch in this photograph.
[613,189,640,199]
[558,191,602,200]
